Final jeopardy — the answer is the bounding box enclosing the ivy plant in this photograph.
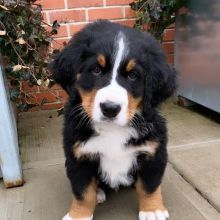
[130,0,187,41]
[0,0,60,111]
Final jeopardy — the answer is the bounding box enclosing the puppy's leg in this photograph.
[63,156,99,220]
[63,178,97,220]
[136,146,168,220]
[136,178,169,220]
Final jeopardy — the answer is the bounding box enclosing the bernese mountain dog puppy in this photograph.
[50,20,176,220]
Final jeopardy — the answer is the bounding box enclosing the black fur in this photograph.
[50,20,176,200]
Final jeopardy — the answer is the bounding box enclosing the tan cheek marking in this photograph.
[69,178,97,219]
[78,89,97,118]
[126,59,136,72]
[136,177,166,212]
[128,94,142,120]
[97,54,106,68]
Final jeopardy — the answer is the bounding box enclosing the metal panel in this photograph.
[175,0,220,113]
[0,57,23,187]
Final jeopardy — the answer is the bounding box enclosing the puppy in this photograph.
[50,20,176,220]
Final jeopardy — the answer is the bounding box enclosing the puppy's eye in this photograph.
[92,66,102,76]
[128,71,137,81]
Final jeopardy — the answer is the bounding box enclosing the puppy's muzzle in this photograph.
[100,102,121,119]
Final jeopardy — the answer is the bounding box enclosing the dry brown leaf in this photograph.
[13,65,23,72]
[13,65,29,72]
[16,37,26,45]
[37,79,42,85]
[0,5,9,10]
[0,30,6,35]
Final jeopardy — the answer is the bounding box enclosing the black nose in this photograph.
[100,102,121,118]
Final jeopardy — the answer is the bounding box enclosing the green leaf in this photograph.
[9,87,20,101]
[1,0,59,110]
[17,16,25,26]
[131,0,187,40]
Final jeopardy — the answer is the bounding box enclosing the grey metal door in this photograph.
[175,0,220,113]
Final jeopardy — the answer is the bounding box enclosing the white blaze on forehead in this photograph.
[92,31,129,126]
[111,32,127,83]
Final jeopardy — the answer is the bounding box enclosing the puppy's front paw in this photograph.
[97,188,106,204]
[62,213,93,220]
[139,210,169,220]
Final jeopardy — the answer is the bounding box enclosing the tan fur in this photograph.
[76,73,80,81]
[73,142,84,159]
[127,94,142,120]
[136,177,166,212]
[73,142,92,160]
[97,54,106,68]
[145,141,159,155]
[77,88,97,118]
[74,146,83,159]
[126,59,136,72]
[69,178,97,219]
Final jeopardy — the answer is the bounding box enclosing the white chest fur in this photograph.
[80,122,155,188]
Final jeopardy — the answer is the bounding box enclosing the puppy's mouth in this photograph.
[102,116,116,122]
[101,115,119,124]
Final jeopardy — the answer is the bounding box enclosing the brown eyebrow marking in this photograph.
[126,59,136,72]
[97,54,106,68]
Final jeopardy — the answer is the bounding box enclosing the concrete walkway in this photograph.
[0,102,220,220]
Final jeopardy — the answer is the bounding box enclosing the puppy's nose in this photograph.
[100,102,121,118]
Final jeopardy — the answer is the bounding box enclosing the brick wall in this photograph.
[24,0,175,111]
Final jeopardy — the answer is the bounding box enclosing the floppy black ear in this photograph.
[49,32,90,95]
[149,50,177,108]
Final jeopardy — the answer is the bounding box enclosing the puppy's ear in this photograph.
[149,49,177,108]
[49,33,90,95]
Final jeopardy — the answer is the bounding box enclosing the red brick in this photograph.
[69,23,87,35]
[37,0,65,10]
[88,8,124,21]
[162,42,174,54]
[67,0,103,8]
[28,91,58,104]
[106,0,133,6]
[58,90,69,102]
[166,54,174,65]
[167,23,175,29]
[28,106,41,112]
[46,25,68,38]
[124,7,135,18]
[57,25,68,38]
[49,9,86,24]
[22,81,39,93]
[50,84,63,90]
[41,102,64,110]
[42,11,48,23]
[39,83,62,91]
[163,29,175,41]
[52,38,69,50]
[113,19,135,27]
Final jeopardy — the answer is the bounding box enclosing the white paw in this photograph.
[62,213,93,220]
[139,210,169,220]
[97,188,106,204]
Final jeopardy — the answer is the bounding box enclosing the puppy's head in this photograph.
[50,20,176,126]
